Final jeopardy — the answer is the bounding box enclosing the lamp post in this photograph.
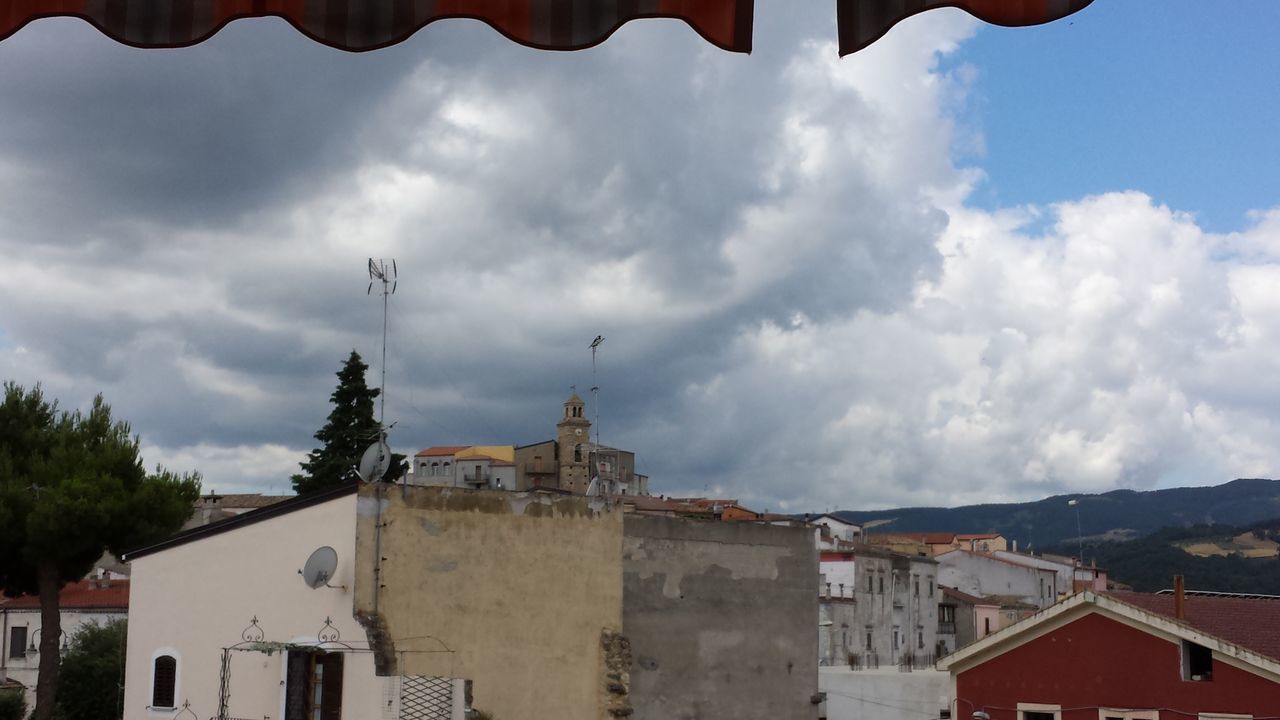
[1068,499,1083,565]
[25,627,68,658]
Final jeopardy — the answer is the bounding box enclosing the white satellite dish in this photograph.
[300,546,339,589]
[358,438,392,483]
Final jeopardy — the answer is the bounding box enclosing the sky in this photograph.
[2,1,1280,512]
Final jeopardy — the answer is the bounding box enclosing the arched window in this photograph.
[430,462,440,476]
[573,444,582,462]
[442,462,451,474]
[152,654,177,708]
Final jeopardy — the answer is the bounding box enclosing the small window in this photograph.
[892,627,900,650]
[866,576,873,593]
[918,630,924,649]
[983,617,991,635]
[574,444,583,462]
[878,576,884,594]
[1017,704,1061,720]
[914,576,920,596]
[152,655,177,708]
[929,579,934,597]
[9,627,27,658]
[865,630,872,650]
[1182,640,1213,681]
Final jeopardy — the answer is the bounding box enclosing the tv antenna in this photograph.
[589,335,604,449]
[368,258,397,433]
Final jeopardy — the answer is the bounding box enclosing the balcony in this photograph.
[937,621,956,635]
[462,472,491,486]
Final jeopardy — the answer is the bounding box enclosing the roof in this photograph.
[415,446,471,457]
[3,579,129,610]
[1108,590,1280,662]
[123,482,358,561]
[955,533,1002,541]
[886,532,957,545]
[936,548,1058,575]
[941,586,996,607]
[199,493,291,509]
[939,590,1280,677]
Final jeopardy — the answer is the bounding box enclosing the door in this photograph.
[286,650,344,720]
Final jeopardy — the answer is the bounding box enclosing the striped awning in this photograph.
[839,0,1095,56]
[0,0,754,52]
[0,1,1094,55]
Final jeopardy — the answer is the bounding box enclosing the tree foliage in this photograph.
[0,383,200,720]
[0,691,25,720]
[53,619,127,720]
[291,351,403,494]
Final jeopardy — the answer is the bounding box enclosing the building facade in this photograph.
[819,547,940,668]
[935,549,1059,609]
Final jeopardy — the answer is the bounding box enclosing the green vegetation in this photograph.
[291,350,404,494]
[0,691,26,720]
[1053,520,1280,594]
[53,619,127,720]
[0,383,200,720]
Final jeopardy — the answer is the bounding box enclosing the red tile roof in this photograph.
[2,580,129,610]
[415,446,470,457]
[887,532,957,545]
[1108,590,1280,661]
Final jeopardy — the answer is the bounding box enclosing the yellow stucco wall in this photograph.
[355,485,623,720]
[455,445,515,462]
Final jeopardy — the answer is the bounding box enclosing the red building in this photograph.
[938,589,1280,720]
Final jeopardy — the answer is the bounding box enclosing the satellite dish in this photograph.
[300,546,338,589]
[358,438,392,482]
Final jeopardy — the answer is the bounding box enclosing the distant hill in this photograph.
[831,478,1280,550]
[1049,520,1280,594]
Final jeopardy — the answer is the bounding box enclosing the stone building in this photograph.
[513,392,648,496]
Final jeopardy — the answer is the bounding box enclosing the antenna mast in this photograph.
[589,335,604,449]
[367,258,398,432]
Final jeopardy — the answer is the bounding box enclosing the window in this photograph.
[983,617,991,635]
[286,650,343,720]
[442,462,450,474]
[878,576,884,594]
[866,575,873,593]
[430,462,439,475]
[929,579,934,597]
[865,629,872,650]
[1182,640,1213,681]
[939,605,956,624]
[152,655,177,709]
[9,626,26,659]
[892,627,899,650]
[918,630,924,649]
[913,576,919,596]
[1017,703,1061,720]
[1098,711,1159,720]
[574,444,583,462]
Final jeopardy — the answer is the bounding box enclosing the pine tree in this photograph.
[291,350,403,494]
[0,383,200,720]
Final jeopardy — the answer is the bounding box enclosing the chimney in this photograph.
[1012,539,1018,553]
[1174,575,1185,620]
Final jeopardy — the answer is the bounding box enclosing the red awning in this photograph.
[0,0,1094,55]
[839,0,1095,56]
[0,0,754,53]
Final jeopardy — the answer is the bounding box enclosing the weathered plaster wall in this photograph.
[622,515,819,720]
[819,667,950,720]
[355,485,624,720]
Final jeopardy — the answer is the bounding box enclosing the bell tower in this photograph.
[557,391,592,492]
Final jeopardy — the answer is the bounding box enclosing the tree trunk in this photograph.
[31,561,62,720]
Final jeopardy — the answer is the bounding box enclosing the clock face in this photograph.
[574,429,582,436]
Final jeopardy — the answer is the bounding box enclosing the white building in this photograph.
[934,549,1059,609]
[120,484,465,720]
[1,577,129,710]
[409,446,516,490]
[810,514,861,549]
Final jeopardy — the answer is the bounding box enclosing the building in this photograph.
[807,514,862,549]
[818,546,940,668]
[872,532,1009,556]
[119,484,465,720]
[938,589,1280,719]
[513,392,648,495]
[409,445,517,490]
[1,577,130,711]
[184,491,292,529]
[354,483,819,719]
[934,549,1059,609]
[990,549,1107,596]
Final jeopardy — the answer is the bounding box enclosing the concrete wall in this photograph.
[622,515,819,720]
[819,600,859,666]
[818,667,950,720]
[355,485,624,720]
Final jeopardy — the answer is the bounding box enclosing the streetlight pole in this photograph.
[1068,499,1083,565]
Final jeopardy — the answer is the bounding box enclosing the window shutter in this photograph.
[320,653,344,720]
[152,656,177,708]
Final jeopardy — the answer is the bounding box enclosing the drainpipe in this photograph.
[1174,575,1185,620]
[2,607,8,678]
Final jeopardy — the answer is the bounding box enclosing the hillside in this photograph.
[1051,521,1280,594]
[832,478,1280,550]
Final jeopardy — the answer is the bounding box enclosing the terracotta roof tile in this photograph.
[2,580,129,610]
[415,446,471,457]
[1107,590,1280,661]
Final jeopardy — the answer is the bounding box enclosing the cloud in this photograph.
[1,8,1279,512]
